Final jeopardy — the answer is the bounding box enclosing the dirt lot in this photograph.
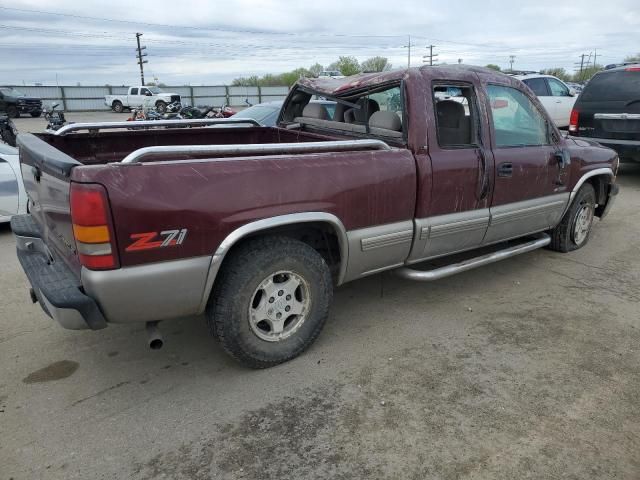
[1,116,639,479]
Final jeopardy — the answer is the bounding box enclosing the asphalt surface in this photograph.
[1,115,639,479]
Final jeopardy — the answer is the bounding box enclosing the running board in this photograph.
[395,233,551,282]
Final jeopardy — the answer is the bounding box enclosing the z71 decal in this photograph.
[126,229,188,252]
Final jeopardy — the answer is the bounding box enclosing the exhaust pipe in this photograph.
[146,321,164,350]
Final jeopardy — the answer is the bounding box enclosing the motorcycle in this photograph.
[206,105,236,119]
[0,115,18,147]
[43,103,68,131]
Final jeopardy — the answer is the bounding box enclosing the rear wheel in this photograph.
[549,183,596,252]
[6,106,18,118]
[207,236,333,368]
[112,101,124,113]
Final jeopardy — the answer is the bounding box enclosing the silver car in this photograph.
[0,143,27,223]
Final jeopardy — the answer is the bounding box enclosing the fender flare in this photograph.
[197,212,349,314]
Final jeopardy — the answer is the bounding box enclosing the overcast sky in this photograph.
[0,0,638,86]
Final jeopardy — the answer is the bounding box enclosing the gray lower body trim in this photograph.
[408,209,490,262]
[484,193,569,244]
[343,220,414,282]
[82,256,211,324]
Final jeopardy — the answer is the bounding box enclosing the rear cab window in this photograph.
[432,83,480,148]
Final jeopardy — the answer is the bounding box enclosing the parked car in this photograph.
[0,87,43,118]
[0,144,27,223]
[105,86,181,113]
[513,74,577,128]
[318,70,345,79]
[11,65,618,368]
[233,100,336,126]
[566,82,584,94]
[569,63,640,162]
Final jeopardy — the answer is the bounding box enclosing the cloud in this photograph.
[0,0,638,85]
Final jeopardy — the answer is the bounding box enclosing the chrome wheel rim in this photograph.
[248,271,311,342]
[573,204,594,245]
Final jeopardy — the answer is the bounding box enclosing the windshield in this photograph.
[148,86,162,94]
[0,87,25,96]
[234,105,280,125]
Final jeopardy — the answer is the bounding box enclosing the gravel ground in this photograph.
[0,119,639,478]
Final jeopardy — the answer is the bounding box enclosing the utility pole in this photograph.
[574,53,587,80]
[403,35,417,68]
[422,45,438,66]
[135,32,148,85]
[509,55,515,72]
[593,48,597,68]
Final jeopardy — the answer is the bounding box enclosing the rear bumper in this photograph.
[579,136,640,160]
[11,214,107,330]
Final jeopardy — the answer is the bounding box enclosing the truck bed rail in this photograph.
[120,139,392,164]
[52,118,261,136]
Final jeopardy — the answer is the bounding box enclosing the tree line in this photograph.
[232,53,640,87]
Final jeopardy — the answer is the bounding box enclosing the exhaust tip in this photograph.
[145,321,164,350]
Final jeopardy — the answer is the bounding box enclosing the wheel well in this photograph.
[586,175,612,217]
[112,100,122,105]
[155,100,166,105]
[223,222,343,282]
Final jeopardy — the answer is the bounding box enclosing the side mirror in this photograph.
[568,88,576,97]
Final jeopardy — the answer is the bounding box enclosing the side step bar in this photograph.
[395,233,551,282]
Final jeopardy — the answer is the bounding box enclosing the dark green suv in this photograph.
[0,87,43,118]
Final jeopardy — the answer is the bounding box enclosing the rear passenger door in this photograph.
[484,84,569,243]
[408,80,494,262]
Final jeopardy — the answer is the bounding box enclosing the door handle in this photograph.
[497,162,512,177]
[476,149,489,200]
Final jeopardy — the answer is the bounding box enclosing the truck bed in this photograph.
[37,125,340,165]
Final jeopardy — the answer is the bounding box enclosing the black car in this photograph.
[570,64,640,162]
[0,87,43,118]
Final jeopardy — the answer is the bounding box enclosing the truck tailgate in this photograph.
[17,133,83,276]
[593,113,640,141]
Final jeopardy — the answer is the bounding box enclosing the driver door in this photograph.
[484,84,569,243]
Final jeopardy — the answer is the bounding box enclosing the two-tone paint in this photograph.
[15,65,618,329]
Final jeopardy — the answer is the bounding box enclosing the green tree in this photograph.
[361,56,392,72]
[541,67,571,82]
[309,63,324,77]
[485,64,501,71]
[624,53,640,63]
[329,56,361,76]
[573,64,604,83]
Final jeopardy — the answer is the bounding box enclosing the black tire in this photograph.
[207,236,333,368]
[6,106,18,118]
[30,111,41,118]
[155,101,167,113]
[112,101,124,113]
[549,183,596,252]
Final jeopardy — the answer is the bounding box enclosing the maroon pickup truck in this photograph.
[12,66,618,368]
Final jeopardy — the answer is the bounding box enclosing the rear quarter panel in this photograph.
[71,149,417,267]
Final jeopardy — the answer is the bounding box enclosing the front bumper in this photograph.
[17,103,42,114]
[599,182,619,219]
[11,214,107,330]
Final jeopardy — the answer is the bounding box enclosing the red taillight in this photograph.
[70,183,119,270]
[625,67,640,72]
[569,109,579,134]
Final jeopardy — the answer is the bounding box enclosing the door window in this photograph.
[487,84,549,147]
[547,78,570,97]
[140,88,150,96]
[130,88,139,95]
[433,84,479,148]
[523,78,549,96]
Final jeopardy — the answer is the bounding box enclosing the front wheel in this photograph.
[6,106,18,118]
[207,236,333,368]
[155,101,167,113]
[30,111,41,118]
[112,101,124,113]
[548,183,596,252]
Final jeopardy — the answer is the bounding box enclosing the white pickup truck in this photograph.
[104,86,181,113]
